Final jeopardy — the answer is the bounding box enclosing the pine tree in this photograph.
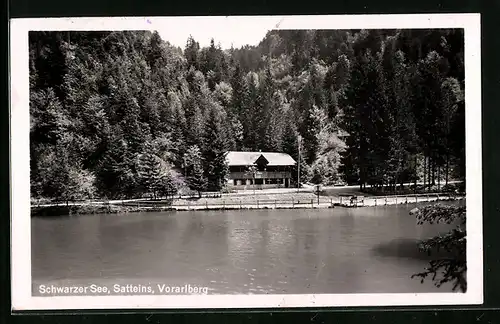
[97,127,138,198]
[228,64,247,150]
[183,95,205,148]
[282,120,299,159]
[229,64,245,116]
[296,140,312,185]
[310,103,346,185]
[136,146,169,200]
[188,161,207,197]
[449,98,466,181]
[30,88,70,145]
[297,82,319,165]
[264,91,286,151]
[366,51,392,189]
[440,77,463,185]
[184,145,207,197]
[184,35,200,69]
[259,64,275,150]
[166,91,187,164]
[241,72,261,150]
[281,124,310,185]
[340,52,370,188]
[412,51,447,188]
[202,105,229,191]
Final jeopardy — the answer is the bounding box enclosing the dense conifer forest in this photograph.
[29,29,465,200]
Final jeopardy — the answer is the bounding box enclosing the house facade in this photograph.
[225,151,296,190]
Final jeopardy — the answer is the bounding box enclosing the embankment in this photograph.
[31,203,175,217]
[31,192,464,216]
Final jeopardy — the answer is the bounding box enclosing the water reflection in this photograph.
[32,202,463,294]
[372,238,429,260]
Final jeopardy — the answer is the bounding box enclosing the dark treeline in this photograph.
[29,29,465,200]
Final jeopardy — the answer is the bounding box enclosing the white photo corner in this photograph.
[10,14,482,311]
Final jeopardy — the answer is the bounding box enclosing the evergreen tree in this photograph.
[184,35,200,69]
[30,88,70,145]
[184,146,207,197]
[229,63,245,116]
[449,99,465,181]
[166,91,187,164]
[259,64,275,150]
[310,103,346,184]
[340,53,365,186]
[202,105,229,191]
[282,122,298,158]
[264,91,286,151]
[241,72,261,150]
[296,81,319,165]
[136,144,171,200]
[229,64,247,149]
[97,127,138,198]
[440,77,464,185]
[412,51,448,188]
[183,95,205,148]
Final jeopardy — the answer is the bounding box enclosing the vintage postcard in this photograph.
[10,14,482,311]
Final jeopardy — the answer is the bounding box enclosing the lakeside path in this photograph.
[76,193,463,212]
[31,180,462,208]
[31,192,464,215]
[90,192,464,212]
[31,181,460,207]
[227,180,462,196]
[166,193,464,211]
[31,181,464,216]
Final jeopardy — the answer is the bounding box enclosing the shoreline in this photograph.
[31,194,465,216]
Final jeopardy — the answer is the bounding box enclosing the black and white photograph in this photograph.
[10,15,482,310]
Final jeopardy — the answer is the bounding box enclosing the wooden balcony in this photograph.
[228,171,292,179]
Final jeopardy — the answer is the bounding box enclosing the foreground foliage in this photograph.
[410,204,467,292]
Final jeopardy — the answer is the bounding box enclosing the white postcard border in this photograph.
[10,14,483,311]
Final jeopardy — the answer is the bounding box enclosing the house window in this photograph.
[233,179,238,185]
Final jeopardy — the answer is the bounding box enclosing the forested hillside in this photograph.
[29,29,465,200]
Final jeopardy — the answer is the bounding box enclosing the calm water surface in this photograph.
[32,202,462,294]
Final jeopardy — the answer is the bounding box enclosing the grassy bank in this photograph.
[31,190,464,216]
[176,191,318,204]
[357,182,464,196]
[31,204,175,217]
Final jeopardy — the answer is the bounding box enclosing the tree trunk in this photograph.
[445,155,449,186]
[414,155,417,193]
[431,158,436,186]
[431,154,436,186]
[428,156,433,187]
[437,166,441,191]
[428,157,431,187]
[400,159,405,190]
[423,156,427,192]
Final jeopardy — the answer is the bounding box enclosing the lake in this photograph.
[31,202,463,295]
